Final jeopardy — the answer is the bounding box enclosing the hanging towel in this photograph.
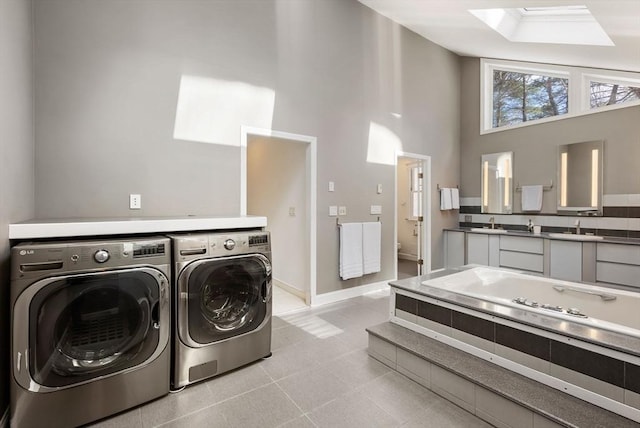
[339,222,363,280]
[362,221,381,274]
[440,188,453,210]
[521,185,543,211]
[451,188,460,210]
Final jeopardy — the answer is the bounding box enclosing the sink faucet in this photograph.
[489,216,495,229]
[575,219,581,235]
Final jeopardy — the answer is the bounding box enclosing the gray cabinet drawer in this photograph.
[597,243,640,265]
[500,251,544,273]
[500,236,543,254]
[596,262,640,287]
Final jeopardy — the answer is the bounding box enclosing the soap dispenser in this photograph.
[527,219,534,233]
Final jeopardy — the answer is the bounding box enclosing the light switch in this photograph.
[289,207,296,217]
[338,206,347,216]
[370,205,382,215]
[329,206,338,216]
[329,181,335,192]
[377,184,383,194]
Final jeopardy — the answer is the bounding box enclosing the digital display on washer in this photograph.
[248,235,269,246]
[133,243,166,258]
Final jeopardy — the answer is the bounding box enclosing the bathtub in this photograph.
[390,266,640,422]
[421,266,640,340]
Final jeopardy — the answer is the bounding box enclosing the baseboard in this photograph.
[398,253,418,261]
[272,278,306,299]
[311,280,389,307]
[1,407,8,428]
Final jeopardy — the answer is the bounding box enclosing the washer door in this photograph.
[180,254,271,345]
[13,267,169,391]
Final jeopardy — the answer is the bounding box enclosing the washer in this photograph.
[10,236,171,428]
[169,230,272,389]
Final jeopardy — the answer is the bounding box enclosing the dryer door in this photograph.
[180,254,272,345]
[13,267,169,391]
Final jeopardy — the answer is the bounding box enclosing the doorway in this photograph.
[240,127,317,314]
[395,152,431,279]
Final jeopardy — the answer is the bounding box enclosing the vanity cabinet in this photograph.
[444,230,465,268]
[549,240,582,282]
[443,230,640,287]
[596,243,640,288]
[467,233,500,267]
[498,235,544,274]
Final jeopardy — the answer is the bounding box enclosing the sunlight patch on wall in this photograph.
[366,121,402,165]
[173,75,275,146]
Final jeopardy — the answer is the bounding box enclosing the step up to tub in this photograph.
[367,322,638,428]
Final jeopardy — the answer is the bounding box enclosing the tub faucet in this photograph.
[489,217,495,229]
[575,220,581,235]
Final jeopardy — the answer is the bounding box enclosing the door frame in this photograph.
[395,151,432,276]
[240,126,317,305]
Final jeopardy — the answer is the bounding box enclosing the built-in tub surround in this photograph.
[390,267,640,422]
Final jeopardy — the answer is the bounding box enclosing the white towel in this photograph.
[362,221,381,274]
[440,188,453,210]
[521,185,543,211]
[339,222,363,280]
[451,188,460,210]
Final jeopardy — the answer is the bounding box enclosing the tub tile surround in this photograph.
[394,291,640,396]
[367,322,637,428]
[388,270,640,422]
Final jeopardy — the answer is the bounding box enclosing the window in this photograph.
[481,59,640,134]
[589,81,640,108]
[493,70,568,128]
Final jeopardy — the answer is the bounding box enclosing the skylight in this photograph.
[469,5,614,46]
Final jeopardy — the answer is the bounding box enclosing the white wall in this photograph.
[32,0,461,294]
[0,0,35,417]
[247,135,308,294]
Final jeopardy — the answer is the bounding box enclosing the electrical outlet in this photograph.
[338,206,347,216]
[289,207,296,216]
[329,206,338,216]
[129,194,141,210]
[465,215,472,223]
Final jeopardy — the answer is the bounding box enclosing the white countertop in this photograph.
[9,216,267,240]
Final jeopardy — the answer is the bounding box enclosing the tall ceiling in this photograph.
[358,0,640,72]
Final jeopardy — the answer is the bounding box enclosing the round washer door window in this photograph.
[187,255,270,344]
[29,271,161,387]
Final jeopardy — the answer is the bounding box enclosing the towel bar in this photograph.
[436,184,459,191]
[337,217,380,226]
[516,181,553,192]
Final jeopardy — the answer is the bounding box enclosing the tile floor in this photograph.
[398,258,420,280]
[90,290,491,428]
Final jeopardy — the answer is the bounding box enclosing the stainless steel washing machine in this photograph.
[169,230,272,389]
[10,236,171,428]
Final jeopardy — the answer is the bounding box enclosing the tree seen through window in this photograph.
[492,71,568,128]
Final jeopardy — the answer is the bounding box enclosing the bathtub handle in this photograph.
[552,285,616,301]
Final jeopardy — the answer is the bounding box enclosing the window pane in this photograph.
[492,70,568,128]
[590,82,640,108]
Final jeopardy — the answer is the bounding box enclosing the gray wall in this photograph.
[33,0,461,294]
[0,0,35,420]
[460,57,640,210]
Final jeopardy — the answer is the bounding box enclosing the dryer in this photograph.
[169,230,272,389]
[10,236,171,428]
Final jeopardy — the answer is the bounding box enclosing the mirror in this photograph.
[481,151,513,214]
[557,140,603,215]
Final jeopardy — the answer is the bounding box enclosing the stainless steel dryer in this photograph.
[10,236,171,428]
[169,230,272,389]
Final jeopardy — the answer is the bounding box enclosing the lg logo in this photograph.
[19,249,35,256]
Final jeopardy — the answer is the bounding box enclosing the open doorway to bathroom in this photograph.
[241,127,317,316]
[396,152,431,279]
